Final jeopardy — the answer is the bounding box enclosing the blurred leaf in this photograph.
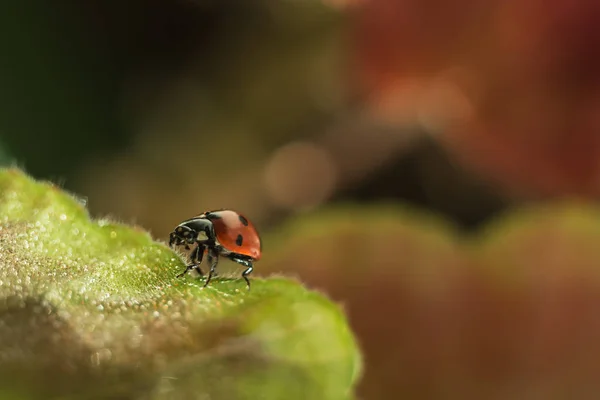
[261,202,600,399]
[0,168,361,399]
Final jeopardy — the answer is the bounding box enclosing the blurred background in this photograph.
[3,0,600,398]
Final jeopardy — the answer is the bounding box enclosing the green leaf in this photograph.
[0,168,362,400]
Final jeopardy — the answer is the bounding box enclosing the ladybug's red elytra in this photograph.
[169,209,262,289]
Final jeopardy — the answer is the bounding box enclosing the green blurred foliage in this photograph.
[0,168,361,399]
[0,1,122,179]
[0,0,345,183]
[0,138,14,167]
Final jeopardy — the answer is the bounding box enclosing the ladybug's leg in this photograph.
[202,223,217,247]
[203,249,220,288]
[190,244,206,276]
[177,244,206,278]
[230,256,253,290]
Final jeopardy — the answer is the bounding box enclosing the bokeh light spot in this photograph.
[264,141,337,211]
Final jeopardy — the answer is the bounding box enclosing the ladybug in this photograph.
[169,209,262,289]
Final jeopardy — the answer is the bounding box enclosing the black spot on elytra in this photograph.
[238,215,248,226]
[236,234,243,246]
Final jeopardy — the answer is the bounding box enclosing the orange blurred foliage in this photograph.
[353,0,600,198]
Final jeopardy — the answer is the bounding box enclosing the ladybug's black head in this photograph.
[169,224,197,248]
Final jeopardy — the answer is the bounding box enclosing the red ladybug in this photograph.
[169,209,262,289]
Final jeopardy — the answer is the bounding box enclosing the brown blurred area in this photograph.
[3,0,600,398]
